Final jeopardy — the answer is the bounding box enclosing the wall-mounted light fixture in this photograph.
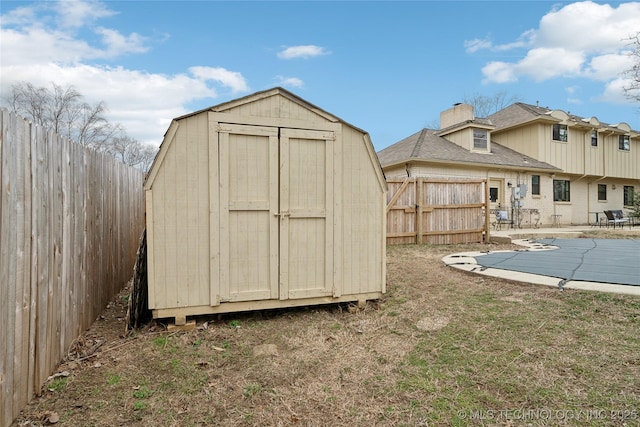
[612,184,617,190]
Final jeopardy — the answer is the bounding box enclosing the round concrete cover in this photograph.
[475,238,640,286]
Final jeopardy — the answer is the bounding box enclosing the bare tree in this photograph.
[50,83,82,135]
[108,135,158,171]
[462,91,521,118]
[623,32,640,103]
[138,144,158,172]
[8,82,51,125]
[74,101,122,150]
[109,135,142,166]
[1,81,157,170]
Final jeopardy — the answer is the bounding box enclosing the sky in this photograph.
[1,0,640,151]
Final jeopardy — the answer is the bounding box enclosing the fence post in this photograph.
[484,179,491,243]
[416,178,423,244]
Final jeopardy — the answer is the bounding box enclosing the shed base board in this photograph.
[152,292,383,322]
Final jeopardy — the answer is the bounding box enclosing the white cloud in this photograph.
[599,77,635,104]
[481,62,517,84]
[1,0,147,64]
[583,52,635,81]
[517,48,585,81]
[54,0,116,29]
[0,0,250,147]
[1,62,225,145]
[275,76,304,88]
[565,85,579,95]
[464,38,492,53]
[464,30,536,53]
[475,1,640,103]
[1,26,95,65]
[1,4,39,26]
[189,67,249,93]
[94,27,149,57]
[277,45,330,59]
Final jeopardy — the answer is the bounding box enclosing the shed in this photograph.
[144,87,386,324]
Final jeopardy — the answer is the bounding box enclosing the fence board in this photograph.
[1,109,17,427]
[0,110,145,426]
[386,178,489,245]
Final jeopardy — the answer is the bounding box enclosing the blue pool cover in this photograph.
[475,238,640,286]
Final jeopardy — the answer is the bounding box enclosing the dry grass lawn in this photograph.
[14,229,640,426]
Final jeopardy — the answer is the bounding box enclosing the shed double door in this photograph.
[216,123,335,304]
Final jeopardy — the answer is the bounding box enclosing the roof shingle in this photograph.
[377,128,560,172]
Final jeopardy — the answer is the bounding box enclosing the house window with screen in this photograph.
[591,130,598,147]
[553,124,568,142]
[531,175,540,196]
[553,179,570,202]
[624,186,634,206]
[619,135,630,151]
[473,129,488,150]
[598,184,607,201]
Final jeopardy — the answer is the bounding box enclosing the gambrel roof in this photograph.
[377,128,561,172]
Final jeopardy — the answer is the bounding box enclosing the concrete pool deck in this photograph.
[443,226,640,296]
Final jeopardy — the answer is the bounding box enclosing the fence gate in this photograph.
[386,178,489,245]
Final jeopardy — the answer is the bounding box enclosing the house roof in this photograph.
[489,102,637,133]
[377,128,561,172]
[437,117,494,135]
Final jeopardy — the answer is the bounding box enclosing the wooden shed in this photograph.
[144,87,386,324]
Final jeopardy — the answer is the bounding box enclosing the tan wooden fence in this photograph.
[0,110,145,426]
[386,178,489,245]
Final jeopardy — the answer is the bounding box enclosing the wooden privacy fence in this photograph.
[386,178,489,245]
[0,110,145,426]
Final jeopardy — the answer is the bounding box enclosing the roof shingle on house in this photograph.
[489,102,638,133]
[377,128,560,172]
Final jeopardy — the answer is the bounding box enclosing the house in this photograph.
[378,102,639,227]
[378,103,561,228]
[144,87,386,324]
[489,103,639,225]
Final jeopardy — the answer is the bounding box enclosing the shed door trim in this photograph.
[216,124,279,304]
[279,128,334,300]
[212,123,335,305]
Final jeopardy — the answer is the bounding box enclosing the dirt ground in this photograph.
[13,230,640,426]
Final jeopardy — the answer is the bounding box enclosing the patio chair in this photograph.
[495,210,513,230]
[603,210,629,229]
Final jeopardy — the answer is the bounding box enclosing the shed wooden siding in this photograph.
[145,89,386,317]
[146,113,211,310]
[340,125,386,295]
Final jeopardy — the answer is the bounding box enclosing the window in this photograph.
[489,187,498,203]
[598,184,607,201]
[473,129,488,150]
[619,135,630,151]
[591,130,598,147]
[553,179,570,202]
[531,175,540,196]
[624,186,634,206]
[553,124,568,142]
